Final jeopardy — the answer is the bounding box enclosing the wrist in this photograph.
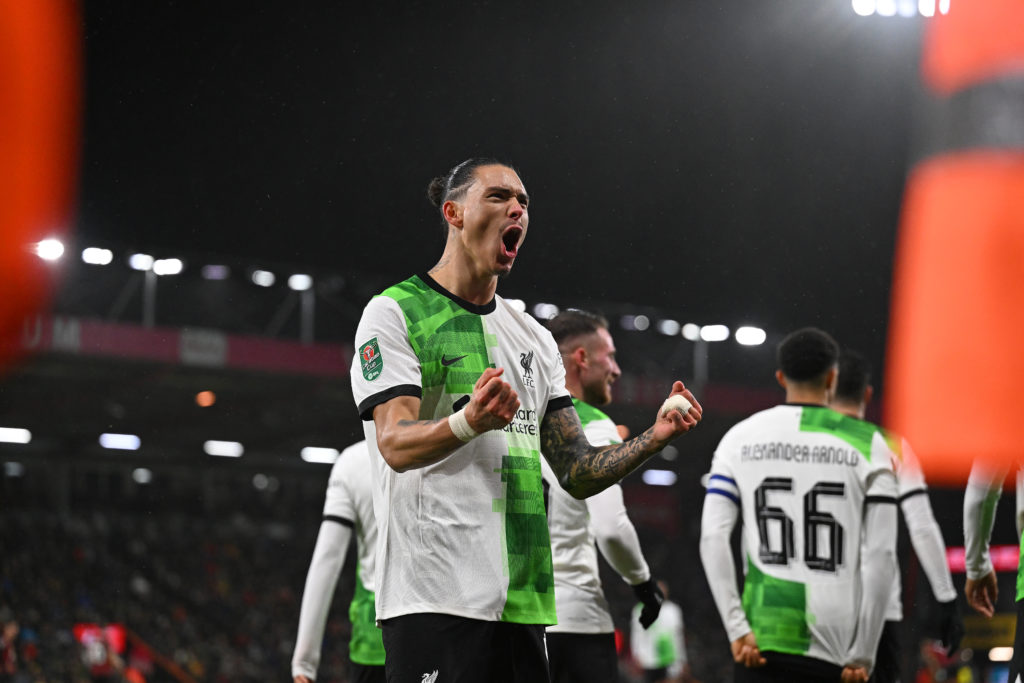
[449,407,479,442]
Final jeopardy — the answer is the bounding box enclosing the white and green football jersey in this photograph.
[323,441,384,666]
[541,399,650,634]
[350,273,572,625]
[703,404,898,667]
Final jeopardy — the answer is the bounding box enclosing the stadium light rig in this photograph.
[34,238,65,261]
[852,0,949,17]
[301,446,339,464]
[0,427,32,444]
[201,264,231,280]
[203,440,244,458]
[681,323,701,341]
[735,326,767,346]
[288,274,313,291]
[532,303,559,320]
[128,253,154,271]
[251,269,276,287]
[699,325,730,342]
[642,469,678,486]
[81,247,113,265]
[153,258,184,276]
[99,433,141,450]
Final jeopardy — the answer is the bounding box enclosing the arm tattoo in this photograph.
[397,418,442,427]
[540,407,658,499]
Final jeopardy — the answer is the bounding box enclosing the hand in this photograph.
[936,599,965,652]
[965,571,998,618]
[465,367,520,433]
[730,632,765,668]
[652,381,702,446]
[633,578,664,628]
[294,677,313,683]
[840,665,869,683]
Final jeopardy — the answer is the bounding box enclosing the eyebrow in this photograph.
[483,186,530,204]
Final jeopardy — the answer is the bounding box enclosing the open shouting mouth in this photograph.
[500,225,523,260]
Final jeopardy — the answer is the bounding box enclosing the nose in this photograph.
[508,199,525,219]
[611,360,621,379]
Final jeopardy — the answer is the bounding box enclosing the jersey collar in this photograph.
[418,272,497,315]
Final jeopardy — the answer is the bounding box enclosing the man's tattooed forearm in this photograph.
[541,407,658,498]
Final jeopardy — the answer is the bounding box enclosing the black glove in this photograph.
[633,578,664,630]
[936,599,965,653]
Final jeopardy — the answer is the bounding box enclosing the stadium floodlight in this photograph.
[251,269,276,287]
[35,238,65,261]
[505,298,526,313]
[939,0,950,14]
[82,247,113,265]
[660,445,679,461]
[4,462,25,477]
[735,326,767,346]
[897,0,916,16]
[656,319,681,336]
[876,0,897,16]
[128,253,154,271]
[153,258,183,276]
[99,433,141,450]
[632,315,650,332]
[132,468,153,484]
[0,427,31,444]
[852,0,875,15]
[288,273,313,291]
[681,323,701,341]
[700,325,730,342]
[301,446,339,464]
[642,469,678,486]
[532,303,559,320]
[203,440,244,458]
[990,647,1013,662]
[201,264,231,280]
[918,0,935,15]
[253,473,269,490]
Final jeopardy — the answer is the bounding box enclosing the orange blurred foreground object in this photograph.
[0,0,81,371]
[885,0,1024,484]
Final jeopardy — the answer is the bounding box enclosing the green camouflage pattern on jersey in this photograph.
[379,275,554,624]
[348,565,385,666]
[742,557,812,655]
[798,406,880,461]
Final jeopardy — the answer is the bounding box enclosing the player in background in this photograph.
[350,158,702,683]
[292,441,384,683]
[630,581,692,683]
[828,350,963,683]
[699,327,898,683]
[963,461,1024,683]
[540,309,665,683]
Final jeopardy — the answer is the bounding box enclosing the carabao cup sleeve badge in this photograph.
[359,337,383,381]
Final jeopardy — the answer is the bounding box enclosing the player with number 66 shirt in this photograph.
[699,328,898,683]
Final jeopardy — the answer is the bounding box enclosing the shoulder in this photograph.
[330,441,370,481]
[573,398,612,425]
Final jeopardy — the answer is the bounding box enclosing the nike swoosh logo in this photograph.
[441,354,468,367]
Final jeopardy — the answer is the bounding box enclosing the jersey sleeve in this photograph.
[583,419,621,448]
[587,484,651,586]
[531,317,571,414]
[896,439,956,602]
[964,461,1007,580]
[322,443,362,523]
[895,437,928,498]
[699,432,749,641]
[351,295,422,421]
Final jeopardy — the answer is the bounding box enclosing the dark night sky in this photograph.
[76,1,926,384]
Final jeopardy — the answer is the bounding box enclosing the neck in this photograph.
[428,250,498,306]
[829,400,864,419]
[785,387,829,406]
[565,377,584,403]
